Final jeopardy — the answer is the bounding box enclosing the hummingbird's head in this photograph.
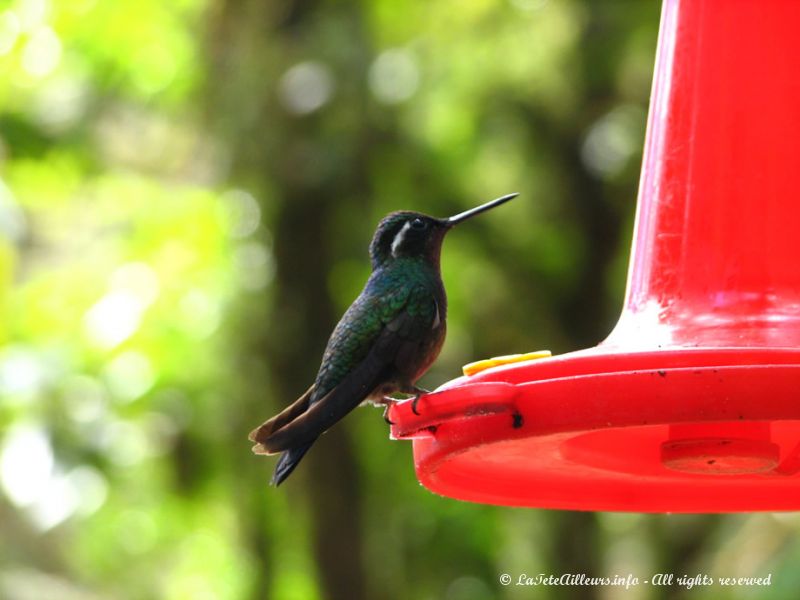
[369,212,448,268]
[368,193,518,269]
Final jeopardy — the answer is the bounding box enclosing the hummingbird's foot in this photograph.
[383,406,394,425]
[380,396,397,425]
[406,386,429,416]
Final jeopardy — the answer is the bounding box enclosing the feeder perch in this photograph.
[388,0,800,512]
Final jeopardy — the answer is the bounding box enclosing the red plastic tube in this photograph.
[389,0,800,512]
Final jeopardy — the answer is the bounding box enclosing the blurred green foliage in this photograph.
[0,0,795,599]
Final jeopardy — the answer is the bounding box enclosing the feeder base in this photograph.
[389,348,800,512]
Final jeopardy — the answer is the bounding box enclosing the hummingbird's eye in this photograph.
[410,218,427,230]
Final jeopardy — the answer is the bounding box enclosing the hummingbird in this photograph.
[249,193,518,485]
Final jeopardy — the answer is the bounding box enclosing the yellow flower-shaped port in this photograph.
[462,350,552,376]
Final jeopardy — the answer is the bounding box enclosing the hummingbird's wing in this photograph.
[250,283,437,454]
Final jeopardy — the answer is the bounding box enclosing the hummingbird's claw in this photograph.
[408,386,429,415]
[382,403,395,425]
[379,396,397,424]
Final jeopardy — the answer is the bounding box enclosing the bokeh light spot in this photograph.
[69,466,108,517]
[222,189,261,238]
[103,350,156,402]
[110,261,160,307]
[178,289,221,339]
[509,0,549,12]
[0,179,27,242]
[581,104,646,178]
[0,346,44,398]
[278,61,334,115]
[369,48,419,104]
[0,425,53,507]
[0,11,21,56]
[100,420,149,466]
[116,510,158,555]
[63,374,108,423]
[234,241,274,291]
[130,42,179,96]
[21,26,62,78]
[31,73,90,133]
[84,291,144,349]
[16,0,47,32]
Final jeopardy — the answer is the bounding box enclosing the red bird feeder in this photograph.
[388,0,800,512]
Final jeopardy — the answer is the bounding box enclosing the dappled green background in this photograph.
[1,0,796,599]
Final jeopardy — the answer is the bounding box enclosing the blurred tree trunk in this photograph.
[204,1,372,599]
[650,515,721,600]
[551,512,600,600]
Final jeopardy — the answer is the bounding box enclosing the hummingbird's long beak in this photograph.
[444,193,519,227]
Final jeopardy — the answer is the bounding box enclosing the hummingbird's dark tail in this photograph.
[271,439,316,486]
